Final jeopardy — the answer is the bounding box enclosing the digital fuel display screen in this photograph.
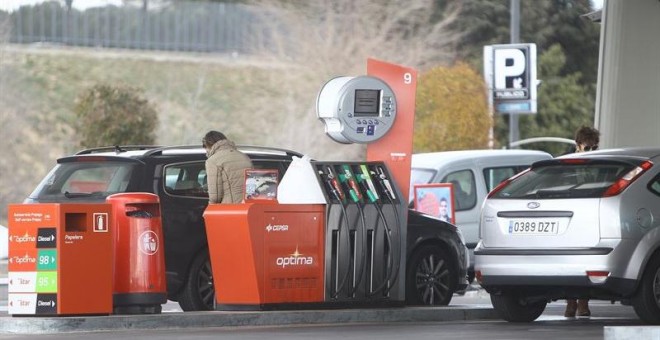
[353,89,380,117]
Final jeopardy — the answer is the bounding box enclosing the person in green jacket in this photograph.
[202,130,253,204]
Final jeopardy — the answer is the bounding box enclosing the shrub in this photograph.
[75,84,158,148]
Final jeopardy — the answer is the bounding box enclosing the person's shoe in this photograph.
[576,299,591,318]
[564,300,577,317]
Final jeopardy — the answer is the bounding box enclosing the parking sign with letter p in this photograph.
[484,43,537,114]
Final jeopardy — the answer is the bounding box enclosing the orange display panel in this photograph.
[204,203,325,307]
[7,203,113,315]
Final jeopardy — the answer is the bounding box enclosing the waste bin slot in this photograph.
[125,203,160,218]
[125,210,153,218]
[65,212,87,232]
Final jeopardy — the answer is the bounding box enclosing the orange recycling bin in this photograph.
[106,193,167,314]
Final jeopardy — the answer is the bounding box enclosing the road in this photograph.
[0,303,642,340]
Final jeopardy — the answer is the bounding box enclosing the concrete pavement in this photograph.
[0,304,498,334]
[0,254,500,335]
[2,263,658,338]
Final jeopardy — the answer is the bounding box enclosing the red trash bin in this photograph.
[106,193,167,314]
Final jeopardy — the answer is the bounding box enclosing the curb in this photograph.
[605,326,660,340]
[0,305,498,334]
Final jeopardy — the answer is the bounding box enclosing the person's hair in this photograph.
[202,130,227,148]
[575,126,600,146]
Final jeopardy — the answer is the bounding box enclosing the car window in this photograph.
[28,161,136,200]
[492,162,634,199]
[163,159,290,199]
[251,160,287,181]
[483,166,529,192]
[441,170,476,211]
[164,162,208,198]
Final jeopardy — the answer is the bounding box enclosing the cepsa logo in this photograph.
[265,224,289,233]
[276,247,313,268]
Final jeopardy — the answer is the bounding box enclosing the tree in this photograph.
[450,0,599,84]
[74,84,159,148]
[414,62,490,152]
[444,0,600,147]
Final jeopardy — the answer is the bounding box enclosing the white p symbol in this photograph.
[494,48,526,89]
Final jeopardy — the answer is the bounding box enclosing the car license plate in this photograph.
[508,219,559,235]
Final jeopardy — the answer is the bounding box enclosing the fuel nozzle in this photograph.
[357,165,378,203]
[375,166,396,201]
[340,165,363,203]
[322,166,345,203]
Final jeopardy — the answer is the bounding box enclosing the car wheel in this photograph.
[406,245,456,306]
[490,294,546,322]
[632,255,660,324]
[178,249,215,311]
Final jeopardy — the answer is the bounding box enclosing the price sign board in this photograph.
[7,203,113,315]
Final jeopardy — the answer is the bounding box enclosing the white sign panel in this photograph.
[484,43,537,114]
[8,293,37,314]
[8,272,37,293]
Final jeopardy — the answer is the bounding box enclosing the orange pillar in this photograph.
[366,58,418,203]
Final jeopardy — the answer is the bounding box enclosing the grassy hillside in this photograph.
[0,46,363,226]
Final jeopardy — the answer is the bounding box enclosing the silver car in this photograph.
[475,147,660,323]
[411,149,552,281]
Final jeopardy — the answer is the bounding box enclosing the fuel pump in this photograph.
[203,63,412,310]
[275,73,406,306]
[310,161,403,303]
[315,74,405,305]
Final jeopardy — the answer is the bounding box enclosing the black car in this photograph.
[25,145,468,310]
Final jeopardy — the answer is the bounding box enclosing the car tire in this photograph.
[490,294,546,322]
[405,245,456,306]
[178,249,215,311]
[632,255,660,324]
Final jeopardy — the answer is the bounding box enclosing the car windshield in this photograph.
[492,161,635,199]
[28,161,137,200]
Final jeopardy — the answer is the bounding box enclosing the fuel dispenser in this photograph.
[312,162,405,304]
[313,73,407,304]
[205,65,411,309]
